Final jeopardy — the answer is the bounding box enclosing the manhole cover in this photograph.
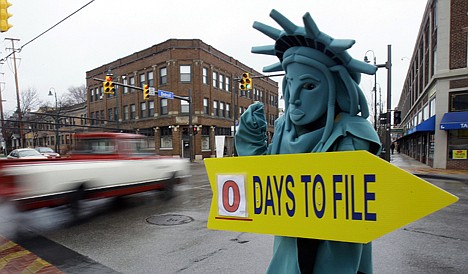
[146,214,194,226]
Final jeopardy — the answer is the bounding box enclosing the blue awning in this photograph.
[440,111,468,130]
[406,115,436,135]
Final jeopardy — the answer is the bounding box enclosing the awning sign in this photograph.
[205,151,458,243]
[440,111,468,130]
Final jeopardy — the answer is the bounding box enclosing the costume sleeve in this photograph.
[235,102,268,156]
[334,135,371,152]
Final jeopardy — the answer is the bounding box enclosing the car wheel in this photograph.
[160,173,176,201]
[69,185,85,218]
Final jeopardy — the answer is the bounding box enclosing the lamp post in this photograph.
[364,46,392,162]
[48,88,59,153]
[364,50,378,130]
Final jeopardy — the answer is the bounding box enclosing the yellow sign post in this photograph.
[205,151,458,243]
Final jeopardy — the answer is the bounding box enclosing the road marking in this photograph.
[0,236,63,273]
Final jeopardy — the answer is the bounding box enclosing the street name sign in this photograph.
[158,89,174,99]
[205,151,459,243]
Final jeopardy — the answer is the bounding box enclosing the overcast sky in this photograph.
[1,0,428,115]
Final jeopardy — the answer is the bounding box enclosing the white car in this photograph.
[34,147,61,158]
[7,148,48,159]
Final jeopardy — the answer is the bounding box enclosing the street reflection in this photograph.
[0,188,182,241]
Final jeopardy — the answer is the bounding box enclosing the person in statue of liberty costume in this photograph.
[235,10,382,274]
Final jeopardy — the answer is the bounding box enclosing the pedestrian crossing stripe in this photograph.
[0,236,63,273]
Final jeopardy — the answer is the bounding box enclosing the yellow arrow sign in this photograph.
[205,151,458,243]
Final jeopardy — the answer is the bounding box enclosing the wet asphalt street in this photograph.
[0,156,467,273]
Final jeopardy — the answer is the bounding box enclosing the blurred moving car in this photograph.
[0,132,190,212]
[7,148,48,159]
[35,147,61,158]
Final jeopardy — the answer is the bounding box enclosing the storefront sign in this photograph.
[452,150,467,159]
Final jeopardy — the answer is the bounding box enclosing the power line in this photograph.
[0,0,95,62]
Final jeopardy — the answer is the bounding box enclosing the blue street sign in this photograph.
[158,90,174,99]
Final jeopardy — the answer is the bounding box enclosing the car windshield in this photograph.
[19,150,41,157]
[73,137,151,155]
[37,147,54,153]
[74,138,117,154]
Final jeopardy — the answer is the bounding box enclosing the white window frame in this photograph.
[180,65,191,82]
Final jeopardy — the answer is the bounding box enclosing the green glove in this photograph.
[235,102,268,156]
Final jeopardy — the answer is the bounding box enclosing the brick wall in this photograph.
[85,39,279,159]
[450,0,468,69]
[447,159,468,170]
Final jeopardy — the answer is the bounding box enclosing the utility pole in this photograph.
[0,76,6,155]
[5,38,23,148]
[385,44,392,162]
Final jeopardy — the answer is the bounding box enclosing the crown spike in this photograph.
[347,59,377,75]
[252,21,282,40]
[251,45,277,56]
[270,9,298,35]
[303,12,320,38]
[329,39,355,52]
[263,62,284,72]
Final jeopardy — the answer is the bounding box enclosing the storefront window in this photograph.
[202,136,210,151]
[448,130,468,159]
[202,126,210,151]
[160,127,173,149]
[428,134,435,160]
[450,92,468,111]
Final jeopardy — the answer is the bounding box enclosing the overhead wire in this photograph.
[0,0,95,63]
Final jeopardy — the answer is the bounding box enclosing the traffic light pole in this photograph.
[385,44,392,163]
[188,88,193,162]
[94,77,189,101]
[93,78,192,160]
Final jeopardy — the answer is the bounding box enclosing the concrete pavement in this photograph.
[390,152,468,182]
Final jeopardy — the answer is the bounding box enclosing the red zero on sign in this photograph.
[217,174,247,217]
[222,180,240,212]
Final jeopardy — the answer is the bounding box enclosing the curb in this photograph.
[413,173,468,183]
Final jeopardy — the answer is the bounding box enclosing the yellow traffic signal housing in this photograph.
[0,0,12,32]
[143,85,150,100]
[239,72,253,91]
[103,75,115,94]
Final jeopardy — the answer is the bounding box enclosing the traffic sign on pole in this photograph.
[158,89,174,99]
[205,151,458,243]
[149,87,156,96]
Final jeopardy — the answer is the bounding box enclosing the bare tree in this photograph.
[20,87,43,113]
[62,84,86,106]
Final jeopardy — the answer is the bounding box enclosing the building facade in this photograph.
[396,0,468,170]
[24,102,88,155]
[85,39,279,159]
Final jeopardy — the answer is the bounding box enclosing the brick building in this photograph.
[85,39,279,159]
[396,0,468,169]
[24,102,87,155]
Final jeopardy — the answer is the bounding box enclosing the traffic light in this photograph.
[193,127,198,135]
[143,85,150,100]
[239,72,253,91]
[103,75,115,94]
[393,110,402,125]
[0,0,12,32]
[379,112,388,125]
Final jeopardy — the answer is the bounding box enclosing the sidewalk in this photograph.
[390,152,468,182]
